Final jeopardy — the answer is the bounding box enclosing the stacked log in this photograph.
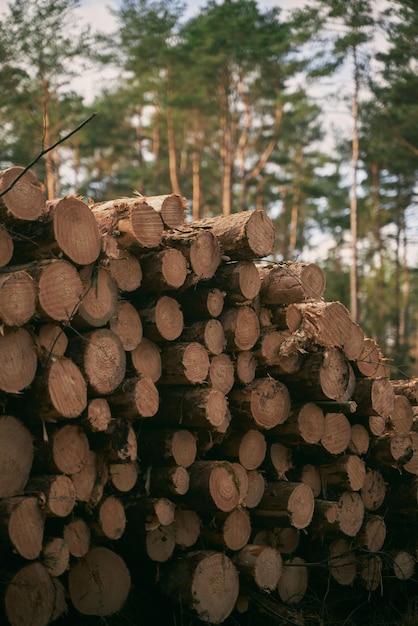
[0,165,417,626]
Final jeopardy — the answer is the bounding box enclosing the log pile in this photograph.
[0,165,417,626]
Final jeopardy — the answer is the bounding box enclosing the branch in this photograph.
[0,112,98,198]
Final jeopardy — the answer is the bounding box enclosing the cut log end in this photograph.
[162,550,239,624]
[5,562,55,626]
[68,546,131,616]
[53,196,101,265]
[0,166,44,221]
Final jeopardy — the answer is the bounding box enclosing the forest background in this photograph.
[0,0,417,377]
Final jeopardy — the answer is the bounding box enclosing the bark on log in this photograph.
[200,507,252,551]
[313,491,365,538]
[91,197,164,250]
[213,260,261,303]
[284,348,356,402]
[257,261,326,305]
[163,227,221,284]
[145,193,186,229]
[178,286,225,319]
[159,342,210,384]
[0,166,44,223]
[228,377,291,430]
[104,418,137,463]
[218,428,267,470]
[0,415,34,498]
[0,269,37,326]
[147,465,190,497]
[37,423,90,476]
[186,460,240,512]
[320,454,366,494]
[391,378,418,405]
[233,544,283,591]
[255,327,303,376]
[353,377,395,418]
[4,562,56,626]
[139,295,183,342]
[232,461,249,504]
[0,326,37,392]
[26,474,76,518]
[139,248,187,291]
[191,209,275,260]
[137,428,197,468]
[270,402,325,446]
[256,481,315,530]
[107,376,159,419]
[264,442,293,480]
[285,300,364,360]
[140,497,176,528]
[157,387,229,431]
[355,514,386,552]
[288,464,322,498]
[161,550,239,624]
[68,546,131,616]
[369,432,415,469]
[181,318,226,355]
[403,432,418,474]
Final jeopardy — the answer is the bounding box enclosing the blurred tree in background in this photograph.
[0,0,417,375]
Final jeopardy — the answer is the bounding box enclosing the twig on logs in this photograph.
[0,113,98,198]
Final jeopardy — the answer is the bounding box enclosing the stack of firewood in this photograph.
[0,165,417,626]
